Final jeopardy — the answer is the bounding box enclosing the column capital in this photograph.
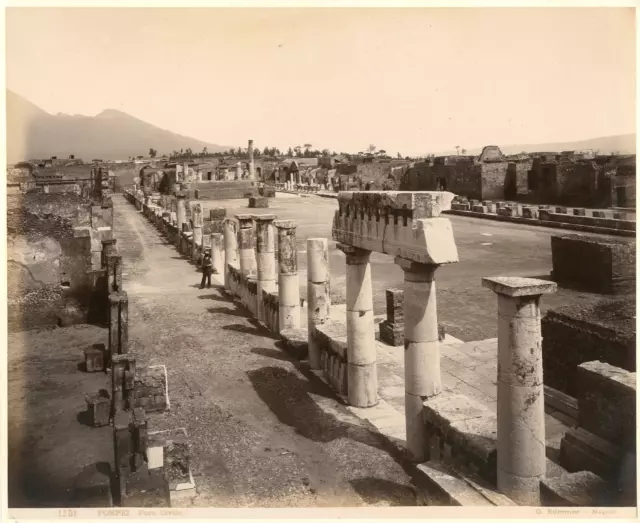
[336,243,369,256]
[274,219,297,230]
[234,214,254,228]
[252,214,276,223]
[482,277,557,297]
[394,256,439,273]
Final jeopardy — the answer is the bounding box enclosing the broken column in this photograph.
[236,215,257,277]
[106,254,123,294]
[482,276,557,506]
[338,243,377,408]
[175,192,187,246]
[307,238,331,370]
[211,233,225,284]
[191,203,203,262]
[395,258,442,462]
[275,220,300,331]
[248,139,255,180]
[101,238,118,269]
[223,219,238,293]
[108,291,129,357]
[253,214,276,323]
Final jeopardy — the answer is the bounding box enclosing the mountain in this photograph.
[427,133,636,158]
[6,90,230,164]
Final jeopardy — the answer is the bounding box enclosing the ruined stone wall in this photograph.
[187,180,259,200]
[551,234,635,294]
[479,162,508,200]
[398,162,433,191]
[555,162,599,207]
[7,193,106,331]
[542,298,636,397]
[437,163,483,200]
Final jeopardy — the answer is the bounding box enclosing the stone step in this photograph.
[540,471,612,507]
[544,385,578,420]
[414,461,512,506]
[560,426,624,479]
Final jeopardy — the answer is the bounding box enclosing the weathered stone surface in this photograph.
[84,343,106,372]
[85,390,111,427]
[560,426,624,479]
[423,392,498,485]
[414,462,494,506]
[551,234,635,294]
[540,471,611,507]
[379,320,404,346]
[576,361,636,450]
[248,196,269,208]
[73,462,113,507]
[134,366,168,413]
[280,328,308,360]
[122,467,171,507]
[482,276,557,297]
[542,298,636,396]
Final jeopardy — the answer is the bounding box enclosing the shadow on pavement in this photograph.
[349,477,416,506]
[250,347,291,362]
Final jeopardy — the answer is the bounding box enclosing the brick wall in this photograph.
[551,234,635,294]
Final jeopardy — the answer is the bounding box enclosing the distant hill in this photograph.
[6,90,230,164]
[428,133,636,158]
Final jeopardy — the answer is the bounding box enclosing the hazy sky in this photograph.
[6,7,636,156]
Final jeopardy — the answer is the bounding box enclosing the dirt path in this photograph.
[115,195,416,508]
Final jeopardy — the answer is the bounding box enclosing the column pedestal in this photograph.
[339,243,377,408]
[483,276,557,506]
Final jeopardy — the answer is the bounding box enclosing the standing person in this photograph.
[200,250,213,289]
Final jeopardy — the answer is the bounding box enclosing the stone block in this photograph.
[496,207,514,217]
[73,463,114,507]
[576,361,636,450]
[592,210,606,218]
[122,466,171,507]
[555,206,568,214]
[540,471,612,507]
[209,208,227,221]
[248,196,269,208]
[551,234,635,294]
[423,392,498,486]
[85,390,111,427]
[521,206,538,219]
[413,462,494,506]
[538,209,550,221]
[560,426,623,479]
[84,343,106,372]
[379,320,404,346]
[385,288,404,323]
[573,208,586,216]
[134,366,169,413]
[471,205,487,213]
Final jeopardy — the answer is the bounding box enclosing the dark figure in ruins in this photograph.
[200,251,213,289]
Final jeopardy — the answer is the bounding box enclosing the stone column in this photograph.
[395,258,443,462]
[338,243,377,408]
[482,276,557,506]
[253,214,277,323]
[235,215,257,278]
[108,291,129,357]
[307,238,331,370]
[176,192,187,246]
[274,220,300,331]
[211,233,225,283]
[248,139,255,180]
[236,162,242,180]
[223,219,238,292]
[191,203,203,262]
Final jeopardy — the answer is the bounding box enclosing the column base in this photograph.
[497,469,542,506]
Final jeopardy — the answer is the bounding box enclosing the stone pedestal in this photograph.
[396,258,442,462]
[211,233,225,283]
[254,214,277,323]
[275,220,300,331]
[191,203,203,262]
[223,219,238,293]
[307,238,331,370]
[339,243,377,408]
[482,276,557,506]
[379,288,404,346]
[108,291,129,357]
[101,238,118,269]
[236,215,256,275]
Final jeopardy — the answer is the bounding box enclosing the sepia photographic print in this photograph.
[3,2,638,519]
